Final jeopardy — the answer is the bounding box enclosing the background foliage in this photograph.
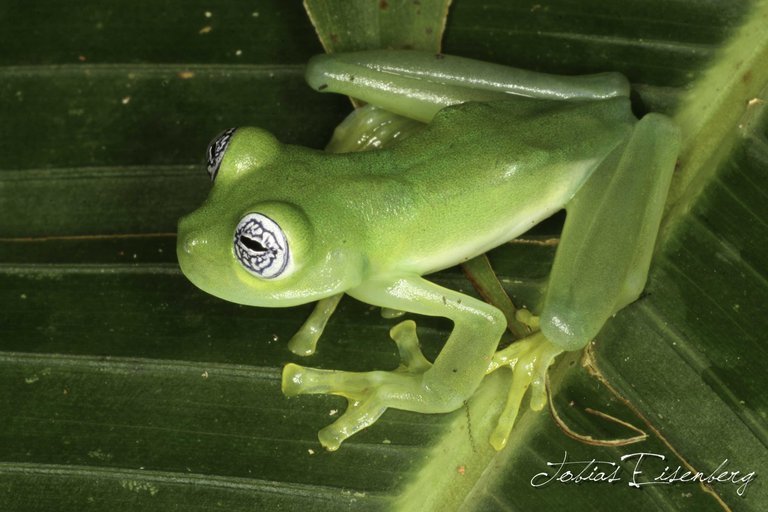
[0,0,766,510]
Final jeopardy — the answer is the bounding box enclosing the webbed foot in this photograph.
[282,319,432,450]
[486,311,563,450]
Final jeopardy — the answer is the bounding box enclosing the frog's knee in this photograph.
[424,387,471,413]
[539,309,598,352]
[636,112,681,149]
[420,372,481,413]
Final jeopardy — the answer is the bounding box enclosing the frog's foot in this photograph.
[282,319,432,450]
[486,329,563,450]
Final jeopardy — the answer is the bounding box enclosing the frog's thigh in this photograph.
[349,275,506,409]
[540,113,680,351]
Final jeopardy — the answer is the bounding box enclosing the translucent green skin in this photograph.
[177,51,680,450]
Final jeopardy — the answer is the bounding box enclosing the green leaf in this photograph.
[1,0,767,510]
[304,0,451,52]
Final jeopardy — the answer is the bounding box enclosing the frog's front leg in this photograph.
[287,293,343,356]
[282,275,506,450]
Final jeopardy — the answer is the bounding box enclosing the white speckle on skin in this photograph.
[204,11,212,18]
[121,96,131,105]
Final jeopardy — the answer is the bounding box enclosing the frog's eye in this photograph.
[206,127,237,181]
[234,213,290,279]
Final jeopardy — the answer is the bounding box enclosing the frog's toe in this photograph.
[282,364,379,398]
[514,308,540,330]
[282,320,433,450]
[486,332,562,450]
[287,332,318,357]
[389,319,432,373]
[318,397,388,451]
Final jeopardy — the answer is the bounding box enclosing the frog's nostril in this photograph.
[182,235,206,255]
[176,222,205,256]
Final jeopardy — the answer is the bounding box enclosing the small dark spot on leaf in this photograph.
[435,53,445,60]
[452,369,458,373]
[379,0,389,9]
[742,70,752,84]
[318,84,328,90]
[425,27,433,34]
[348,75,355,82]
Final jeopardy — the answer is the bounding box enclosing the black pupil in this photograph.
[240,235,267,252]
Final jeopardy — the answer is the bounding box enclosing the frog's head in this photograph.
[177,127,363,307]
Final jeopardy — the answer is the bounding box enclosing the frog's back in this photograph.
[410,97,636,171]
[365,97,637,274]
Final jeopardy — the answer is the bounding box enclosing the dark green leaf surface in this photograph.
[1,0,767,510]
[304,0,450,53]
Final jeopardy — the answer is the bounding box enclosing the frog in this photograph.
[177,50,680,451]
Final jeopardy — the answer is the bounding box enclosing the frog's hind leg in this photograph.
[306,50,630,123]
[484,113,679,451]
[538,113,680,352]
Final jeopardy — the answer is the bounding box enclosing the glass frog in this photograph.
[177,51,679,451]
